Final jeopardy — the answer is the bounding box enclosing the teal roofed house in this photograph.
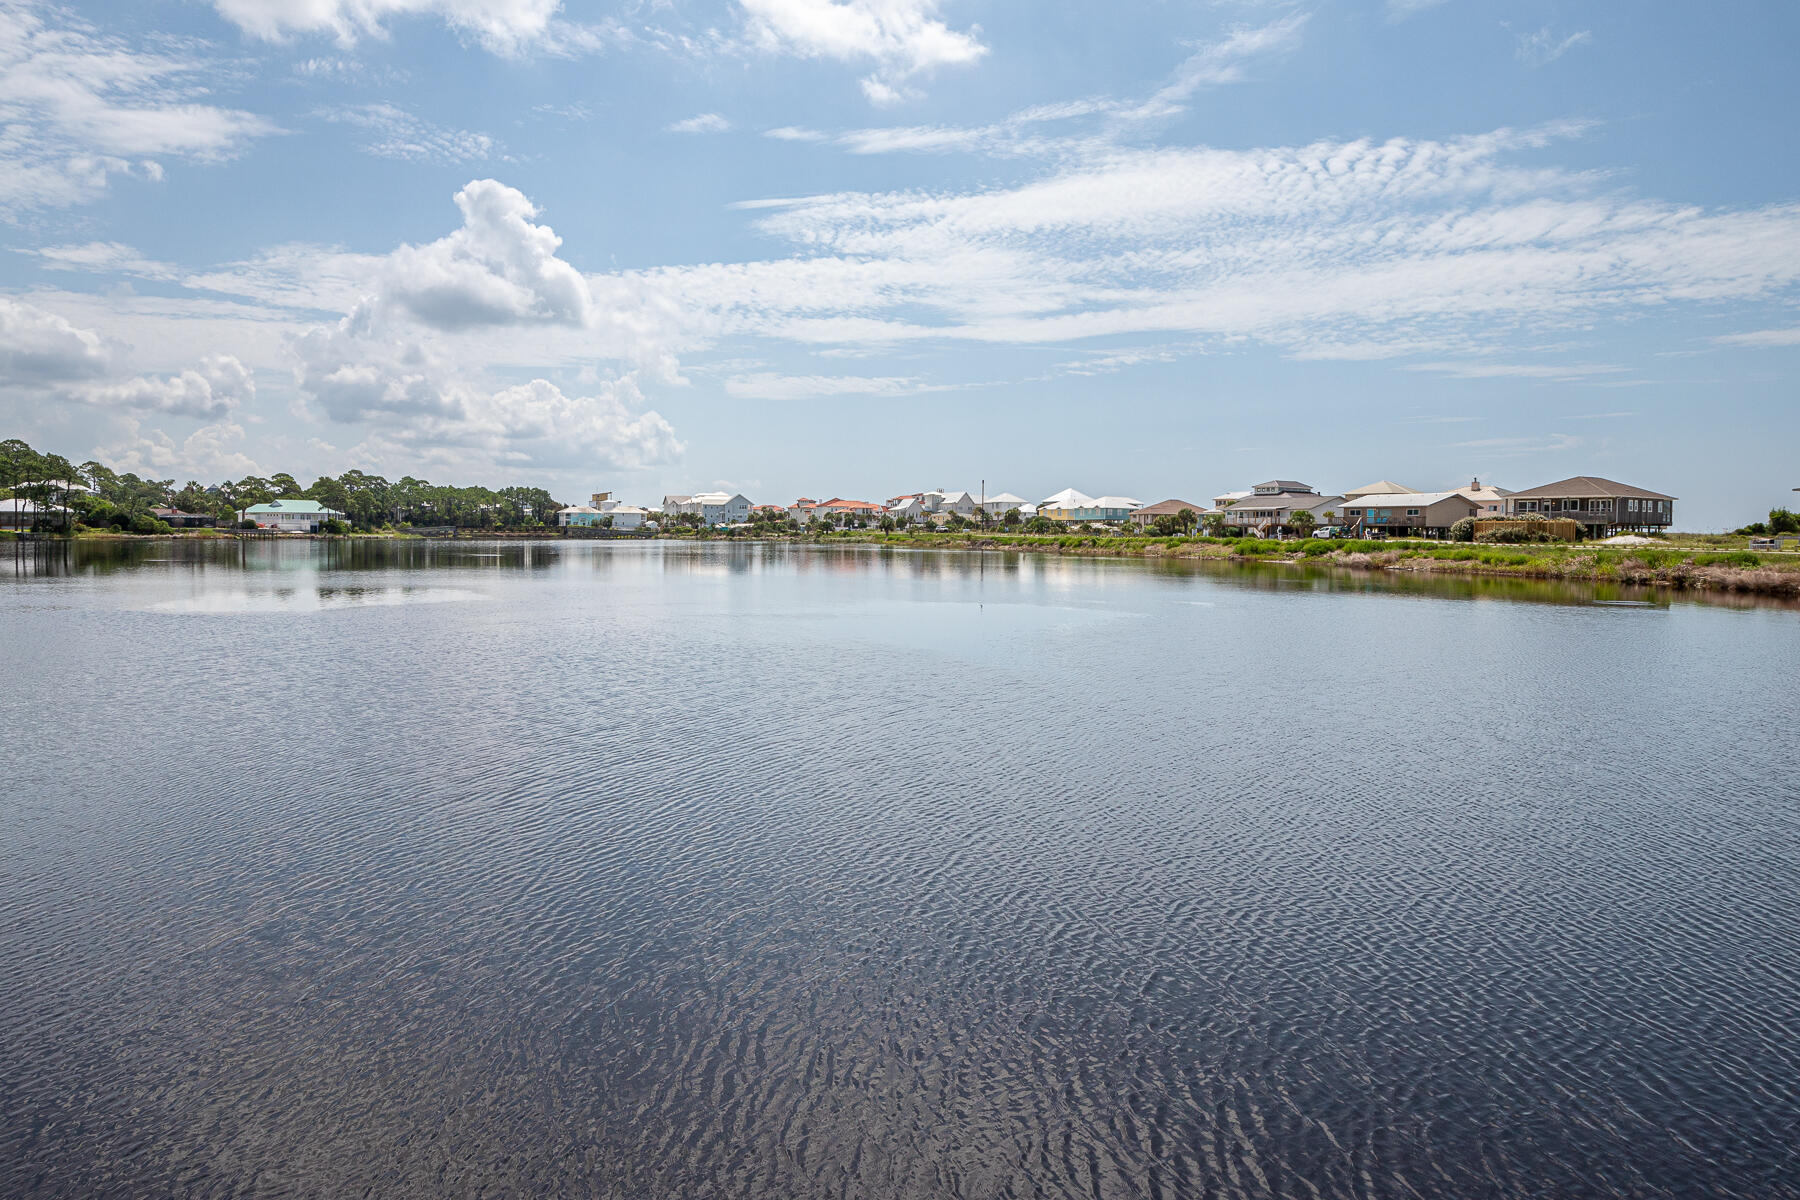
[239,499,345,532]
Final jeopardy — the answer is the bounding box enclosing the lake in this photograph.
[3,539,1797,1198]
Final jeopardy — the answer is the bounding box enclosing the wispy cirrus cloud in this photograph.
[723,372,937,400]
[1516,26,1592,67]
[1386,0,1448,22]
[0,0,278,213]
[313,103,499,163]
[1715,326,1800,347]
[766,15,1311,158]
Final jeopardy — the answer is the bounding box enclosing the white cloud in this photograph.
[383,179,593,329]
[669,112,732,134]
[82,355,254,420]
[298,315,684,469]
[95,416,261,480]
[764,125,829,142]
[1137,13,1310,117]
[210,0,561,55]
[0,296,113,384]
[1451,433,1583,454]
[738,0,986,103]
[1386,0,1448,21]
[275,178,682,470]
[1516,26,1592,68]
[314,103,499,162]
[0,1,277,212]
[1715,326,1800,347]
[1407,361,1629,382]
[723,372,928,400]
[637,123,1800,369]
[30,241,181,280]
[773,16,1311,159]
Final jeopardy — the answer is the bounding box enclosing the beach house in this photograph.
[238,499,346,532]
[1503,477,1676,536]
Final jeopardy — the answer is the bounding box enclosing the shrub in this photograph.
[1476,525,1556,544]
[320,517,351,535]
[1448,517,1476,542]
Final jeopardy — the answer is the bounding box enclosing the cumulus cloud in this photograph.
[296,312,682,468]
[292,221,681,470]
[0,296,113,384]
[1,296,260,427]
[82,355,255,420]
[0,1,277,212]
[738,0,986,103]
[669,112,732,134]
[95,416,261,479]
[383,179,593,329]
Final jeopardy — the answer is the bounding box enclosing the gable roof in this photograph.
[1087,496,1143,509]
[1345,490,1478,509]
[1506,476,1676,501]
[243,499,342,515]
[1254,480,1314,492]
[1343,480,1419,497]
[1134,499,1207,516]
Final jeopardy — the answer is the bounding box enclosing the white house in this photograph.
[664,492,751,525]
[982,492,1034,519]
[605,505,650,530]
[238,499,346,532]
[0,498,71,529]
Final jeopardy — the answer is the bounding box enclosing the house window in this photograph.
[1406,508,1420,517]
[1594,499,1612,511]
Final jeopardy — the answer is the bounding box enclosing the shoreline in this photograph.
[693,529,1800,598]
[13,527,1800,598]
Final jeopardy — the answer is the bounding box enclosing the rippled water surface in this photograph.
[4,539,1798,1199]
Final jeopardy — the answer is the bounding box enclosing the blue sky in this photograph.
[1,0,1796,527]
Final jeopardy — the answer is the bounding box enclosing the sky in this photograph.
[1,0,1797,528]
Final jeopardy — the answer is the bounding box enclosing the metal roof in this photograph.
[242,500,343,514]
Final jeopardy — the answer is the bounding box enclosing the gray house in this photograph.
[1503,476,1676,535]
[1219,481,1344,533]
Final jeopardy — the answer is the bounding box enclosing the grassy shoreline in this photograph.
[732,529,1800,597]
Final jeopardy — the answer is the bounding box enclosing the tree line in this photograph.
[1,437,562,533]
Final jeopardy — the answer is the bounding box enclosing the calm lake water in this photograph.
[3,539,1798,1199]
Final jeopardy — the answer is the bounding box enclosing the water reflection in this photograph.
[4,535,1798,1199]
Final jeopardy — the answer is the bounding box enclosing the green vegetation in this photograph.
[770,527,1800,597]
[2,436,566,535]
[1736,507,1799,536]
